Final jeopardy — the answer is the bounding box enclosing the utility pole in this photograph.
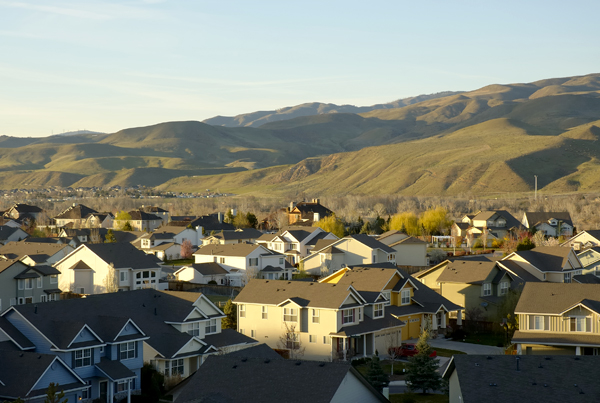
[534,175,538,201]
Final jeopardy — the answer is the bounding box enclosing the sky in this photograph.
[1,0,599,137]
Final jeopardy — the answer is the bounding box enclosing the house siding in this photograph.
[329,371,383,403]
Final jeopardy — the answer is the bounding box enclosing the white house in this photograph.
[175,262,229,285]
[256,226,338,265]
[376,230,428,267]
[522,212,574,237]
[140,226,202,248]
[54,243,162,294]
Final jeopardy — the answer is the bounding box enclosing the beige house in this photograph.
[257,226,338,265]
[502,246,583,283]
[202,228,263,246]
[377,231,428,267]
[512,282,600,355]
[301,234,396,277]
[522,212,574,237]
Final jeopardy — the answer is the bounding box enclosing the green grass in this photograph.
[433,348,466,357]
[390,393,448,403]
[166,258,194,265]
[462,333,505,347]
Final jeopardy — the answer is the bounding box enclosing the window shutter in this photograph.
[135,341,138,358]
[117,343,121,360]
[544,316,549,331]
[72,351,75,366]
[528,315,534,330]
[91,348,95,364]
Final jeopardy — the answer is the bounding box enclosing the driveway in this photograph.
[405,336,504,355]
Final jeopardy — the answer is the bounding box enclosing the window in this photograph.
[358,307,363,321]
[285,332,300,350]
[117,380,130,392]
[323,336,331,344]
[220,257,226,264]
[388,254,395,262]
[309,335,316,343]
[120,342,136,360]
[312,309,320,324]
[483,283,491,296]
[248,258,258,267]
[564,272,572,283]
[187,322,200,336]
[239,304,246,318]
[40,295,47,302]
[164,359,184,377]
[251,329,256,338]
[205,319,217,334]
[283,307,297,322]
[120,271,128,282]
[570,317,589,332]
[82,381,92,399]
[372,255,377,263]
[17,297,24,305]
[401,290,411,305]
[533,316,544,330]
[18,280,23,290]
[25,297,32,304]
[50,274,58,284]
[37,276,42,288]
[382,290,391,306]
[374,304,384,318]
[74,349,92,368]
[24,278,33,290]
[279,258,284,265]
[262,306,268,319]
[343,309,354,324]
[499,282,509,296]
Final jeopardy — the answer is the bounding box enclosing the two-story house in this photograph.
[287,199,334,226]
[512,283,600,355]
[377,231,428,267]
[54,204,99,228]
[193,243,291,286]
[257,226,338,265]
[138,226,202,248]
[125,210,163,232]
[562,230,600,250]
[54,243,163,294]
[202,228,264,245]
[84,212,114,229]
[0,226,29,245]
[501,246,584,283]
[0,259,62,309]
[301,234,396,276]
[4,203,44,223]
[139,205,170,226]
[522,212,574,237]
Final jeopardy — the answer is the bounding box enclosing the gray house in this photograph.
[0,260,62,312]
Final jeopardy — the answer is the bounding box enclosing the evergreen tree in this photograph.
[360,221,372,234]
[222,299,237,329]
[405,329,442,394]
[246,212,258,229]
[224,209,235,224]
[104,229,117,243]
[44,383,67,403]
[366,356,390,393]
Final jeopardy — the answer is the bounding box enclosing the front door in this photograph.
[99,380,108,403]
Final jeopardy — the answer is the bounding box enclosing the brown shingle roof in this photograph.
[195,244,279,257]
[507,246,577,272]
[436,261,498,284]
[515,283,600,314]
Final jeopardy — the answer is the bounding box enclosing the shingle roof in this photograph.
[331,311,405,337]
[170,214,236,232]
[195,243,279,258]
[445,355,600,403]
[186,263,228,276]
[345,234,396,253]
[140,206,169,213]
[436,261,498,284]
[174,355,385,403]
[0,259,25,274]
[284,226,321,243]
[82,243,162,270]
[507,246,576,272]
[221,343,282,361]
[472,210,521,229]
[55,204,98,220]
[311,239,337,251]
[95,357,136,381]
[235,279,360,309]
[0,226,23,241]
[389,236,426,246]
[209,228,263,241]
[523,211,573,227]
[496,260,543,283]
[0,241,71,261]
[453,222,470,230]
[8,203,43,214]
[376,230,407,241]
[128,210,162,221]
[0,316,35,349]
[573,273,600,284]
[515,283,600,314]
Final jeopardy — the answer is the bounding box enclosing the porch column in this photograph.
[108,381,113,403]
[343,338,347,361]
[576,346,581,355]
[127,379,131,403]
[457,310,462,326]
[372,333,376,356]
[363,335,367,357]
[441,311,446,329]
[517,344,522,355]
[432,314,438,329]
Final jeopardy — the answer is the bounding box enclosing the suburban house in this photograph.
[175,262,230,285]
[300,234,396,276]
[414,259,523,321]
[257,226,338,265]
[235,263,461,362]
[54,204,99,228]
[53,243,163,294]
[457,210,521,246]
[124,210,163,232]
[287,199,334,226]
[172,344,389,403]
[450,221,470,240]
[139,205,170,226]
[377,230,428,267]
[202,228,263,245]
[501,246,584,283]
[562,230,600,250]
[0,241,75,266]
[0,225,29,244]
[512,283,600,356]
[443,354,600,403]
[522,212,574,237]
[0,259,62,309]
[139,226,202,248]
[170,213,235,233]
[0,289,256,402]
[3,203,44,223]
[84,212,114,229]
[0,345,88,403]
[193,243,291,286]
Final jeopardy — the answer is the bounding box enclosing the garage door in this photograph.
[408,317,421,339]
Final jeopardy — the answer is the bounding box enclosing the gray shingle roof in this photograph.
[346,234,396,253]
[507,246,577,272]
[312,239,338,251]
[496,260,542,283]
[573,273,600,284]
[187,262,228,276]
[195,243,279,258]
[55,204,98,219]
[515,283,600,314]
[445,355,600,403]
[472,210,521,229]
[128,210,162,221]
[83,243,162,270]
[331,311,405,337]
[523,211,573,227]
[174,355,385,403]
[436,260,498,284]
[209,228,263,241]
[0,241,71,261]
[0,316,35,349]
[95,357,136,381]
[285,226,321,243]
[0,226,23,241]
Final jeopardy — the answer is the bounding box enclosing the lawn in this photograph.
[390,394,448,403]
[354,359,407,380]
[433,347,466,357]
[462,333,505,347]
[166,258,194,265]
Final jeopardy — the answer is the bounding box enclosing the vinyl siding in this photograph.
[330,371,383,403]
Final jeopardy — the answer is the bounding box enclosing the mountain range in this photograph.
[2,73,600,196]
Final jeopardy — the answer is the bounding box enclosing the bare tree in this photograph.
[180,240,193,259]
[104,263,119,293]
[278,322,305,359]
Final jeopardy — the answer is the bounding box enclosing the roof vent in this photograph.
[241,358,247,362]
[295,361,301,366]
[531,380,537,386]
[319,363,325,367]
[475,363,479,366]
[264,359,270,364]
[543,383,548,387]
[232,365,237,369]
[486,356,492,360]
[545,357,552,360]
[489,383,497,387]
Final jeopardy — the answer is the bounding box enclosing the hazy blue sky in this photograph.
[1,0,598,137]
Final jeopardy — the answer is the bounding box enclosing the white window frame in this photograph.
[312,309,320,324]
[37,276,42,288]
[120,342,136,360]
[262,306,268,320]
[50,274,58,284]
[120,271,128,282]
[343,309,354,324]
[374,304,384,318]
[40,295,47,302]
[382,290,391,306]
[25,278,33,290]
[533,315,544,330]
[187,322,200,336]
[74,348,92,368]
[248,258,258,267]
[358,307,363,321]
[564,272,572,283]
[239,304,246,318]
[283,307,297,322]
[205,319,217,334]
[309,335,316,343]
[117,380,129,393]
[401,289,411,305]
[571,317,587,332]
[164,359,184,377]
[499,282,509,296]
[483,283,492,296]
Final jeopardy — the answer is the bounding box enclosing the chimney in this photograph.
[312,198,320,204]
[217,212,223,223]
[313,212,320,222]
[289,201,296,211]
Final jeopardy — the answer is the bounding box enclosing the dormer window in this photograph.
[374,304,384,318]
[382,291,391,306]
[483,283,491,296]
[401,289,411,305]
[499,282,509,296]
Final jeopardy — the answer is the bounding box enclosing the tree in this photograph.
[224,209,235,224]
[516,237,535,251]
[385,329,402,376]
[222,299,237,329]
[233,211,251,228]
[115,210,132,231]
[360,220,372,234]
[496,288,522,342]
[180,240,193,259]
[246,212,258,229]
[44,383,68,403]
[389,212,420,236]
[366,356,389,393]
[428,249,447,264]
[405,329,442,394]
[313,214,345,238]
[278,322,305,359]
[104,263,118,293]
[104,229,117,243]
[418,207,452,236]
[372,214,385,234]
[140,362,165,403]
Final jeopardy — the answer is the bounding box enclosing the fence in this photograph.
[166,281,241,297]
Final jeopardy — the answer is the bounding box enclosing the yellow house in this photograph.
[513,282,600,355]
